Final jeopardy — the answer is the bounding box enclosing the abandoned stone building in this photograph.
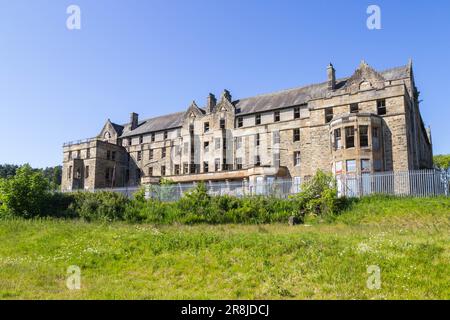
[61,60,433,192]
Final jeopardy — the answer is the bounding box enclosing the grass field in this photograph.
[0,196,449,299]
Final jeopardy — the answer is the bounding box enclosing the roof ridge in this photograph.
[120,110,186,127]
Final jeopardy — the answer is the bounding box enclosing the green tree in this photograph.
[0,164,51,218]
[0,164,19,179]
[433,154,450,171]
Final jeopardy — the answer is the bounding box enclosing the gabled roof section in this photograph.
[234,63,410,115]
[120,111,184,138]
[184,101,205,120]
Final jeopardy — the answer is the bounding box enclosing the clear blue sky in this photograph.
[0,0,449,168]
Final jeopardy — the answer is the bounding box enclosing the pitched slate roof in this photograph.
[234,65,410,115]
[120,112,185,138]
[118,64,410,138]
[111,123,124,136]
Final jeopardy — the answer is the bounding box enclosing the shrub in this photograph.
[0,164,51,218]
[291,170,348,219]
[69,191,129,222]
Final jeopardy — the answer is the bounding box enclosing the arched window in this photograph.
[104,131,111,140]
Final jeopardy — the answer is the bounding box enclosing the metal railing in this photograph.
[336,169,449,198]
[86,170,449,201]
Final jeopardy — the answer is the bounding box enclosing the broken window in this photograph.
[359,125,369,147]
[294,107,300,119]
[236,157,243,170]
[325,108,334,123]
[274,111,280,122]
[345,126,355,148]
[350,103,359,113]
[237,117,243,128]
[255,114,261,125]
[377,99,386,115]
[293,129,300,142]
[334,128,342,150]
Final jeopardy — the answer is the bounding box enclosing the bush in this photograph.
[0,165,51,218]
[291,170,349,219]
[69,191,129,222]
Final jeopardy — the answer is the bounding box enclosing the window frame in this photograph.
[293,129,300,142]
[345,126,355,149]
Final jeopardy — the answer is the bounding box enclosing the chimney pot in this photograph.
[130,112,139,130]
[327,63,336,91]
[207,93,217,113]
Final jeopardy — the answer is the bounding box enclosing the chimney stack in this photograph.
[221,89,232,102]
[327,63,336,90]
[130,112,139,130]
[207,93,217,113]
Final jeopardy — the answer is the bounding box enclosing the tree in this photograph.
[41,166,62,189]
[0,164,19,179]
[433,154,450,171]
[0,164,51,218]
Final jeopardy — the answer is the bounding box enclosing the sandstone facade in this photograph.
[61,61,433,191]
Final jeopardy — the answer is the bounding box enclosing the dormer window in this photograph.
[255,114,261,125]
[237,117,243,128]
[220,119,226,129]
[274,111,280,122]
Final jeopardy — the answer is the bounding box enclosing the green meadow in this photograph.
[0,196,449,300]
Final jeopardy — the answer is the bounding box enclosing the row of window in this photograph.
[335,158,382,174]
[333,126,379,150]
[237,106,302,128]
[67,165,90,180]
[68,148,90,160]
[325,99,387,124]
[135,130,302,161]
[144,151,301,177]
[124,100,387,147]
